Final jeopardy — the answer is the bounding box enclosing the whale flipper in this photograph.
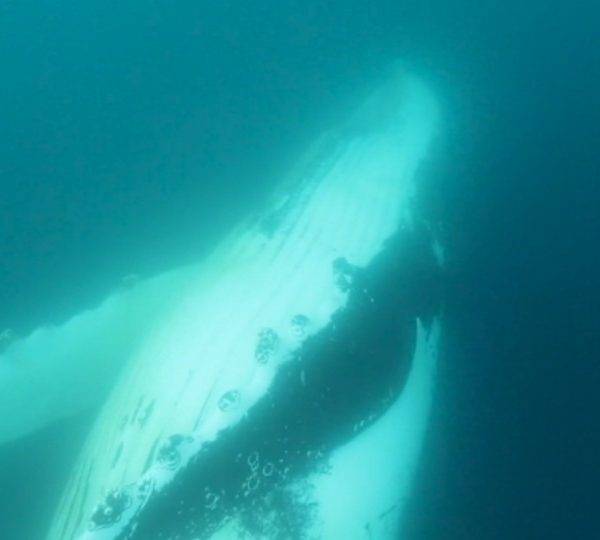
[0,266,203,446]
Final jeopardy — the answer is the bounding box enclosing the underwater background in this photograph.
[1,0,598,538]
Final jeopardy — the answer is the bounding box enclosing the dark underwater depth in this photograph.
[1,1,598,539]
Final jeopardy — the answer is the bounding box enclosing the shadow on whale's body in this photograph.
[1,65,442,540]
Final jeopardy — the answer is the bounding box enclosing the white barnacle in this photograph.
[290,314,310,339]
[255,327,279,365]
[218,390,241,412]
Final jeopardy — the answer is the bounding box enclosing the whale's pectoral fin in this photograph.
[0,267,196,446]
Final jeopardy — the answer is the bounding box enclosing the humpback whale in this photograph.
[1,66,442,540]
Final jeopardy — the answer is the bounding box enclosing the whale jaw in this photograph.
[38,68,442,540]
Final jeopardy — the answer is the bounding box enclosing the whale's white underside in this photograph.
[1,67,440,540]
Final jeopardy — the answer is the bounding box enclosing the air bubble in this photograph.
[262,462,274,477]
[247,472,260,491]
[204,491,219,511]
[247,450,259,471]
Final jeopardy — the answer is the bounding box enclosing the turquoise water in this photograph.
[1,1,598,539]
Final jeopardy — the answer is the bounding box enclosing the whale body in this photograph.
[2,66,442,540]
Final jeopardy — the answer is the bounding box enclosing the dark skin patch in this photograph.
[137,400,156,428]
[112,225,441,540]
[111,442,124,470]
[130,396,145,426]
